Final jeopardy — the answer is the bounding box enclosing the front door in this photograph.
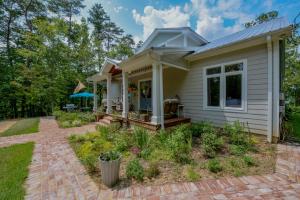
[139,79,152,111]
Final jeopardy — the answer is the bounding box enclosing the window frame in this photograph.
[203,59,247,112]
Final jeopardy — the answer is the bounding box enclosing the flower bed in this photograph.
[69,122,276,189]
[53,111,95,128]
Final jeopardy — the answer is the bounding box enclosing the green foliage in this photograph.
[0,0,135,119]
[167,124,192,163]
[0,142,34,200]
[224,121,249,146]
[133,127,151,150]
[0,118,39,137]
[207,159,223,173]
[126,159,144,182]
[201,124,223,158]
[54,111,94,128]
[69,132,113,172]
[190,121,213,137]
[243,155,256,166]
[100,151,120,161]
[114,131,132,152]
[244,11,278,28]
[145,162,160,179]
[185,165,201,181]
[229,145,247,156]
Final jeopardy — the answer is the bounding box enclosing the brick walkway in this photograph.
[0,117,300,200]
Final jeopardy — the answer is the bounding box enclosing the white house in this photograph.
[88,17,292,142]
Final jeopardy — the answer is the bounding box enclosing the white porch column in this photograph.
[93,81,98,112]
[151,62,161,124]
[267,35,273,143]
[159,63,165,129]
[106,74,112,114]
[273,39,280,141]
[122,71,129,118]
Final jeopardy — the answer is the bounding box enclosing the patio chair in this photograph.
[164,98,179,119]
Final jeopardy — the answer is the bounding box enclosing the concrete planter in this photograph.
[99,156,121,187]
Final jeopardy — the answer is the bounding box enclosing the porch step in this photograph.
[96,121,108,126]
[103,115,114,121]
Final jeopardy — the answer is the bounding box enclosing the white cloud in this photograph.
[113,6,124,13]
[190,0,253,41]
[132,6,190,40]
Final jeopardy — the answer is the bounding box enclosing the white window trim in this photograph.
[203,59,248,113]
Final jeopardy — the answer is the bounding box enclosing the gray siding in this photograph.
[178,44,268,135]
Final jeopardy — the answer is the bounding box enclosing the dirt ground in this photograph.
[0,120,17,133]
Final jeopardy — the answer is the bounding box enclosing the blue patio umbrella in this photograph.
[70,92,95,98]
[69,92,95,110]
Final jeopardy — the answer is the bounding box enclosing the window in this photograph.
[203,60,247,111]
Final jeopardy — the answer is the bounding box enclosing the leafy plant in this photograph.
[145,162,160,178]
[190,121,213,137]
[243,155,256,166]
[133,127,151,150]
[167,124,192,163]
[228,144,247,156]
[126,159,144,181]
[207,159,223,173]
[224,121,249,146]
[99,151,120,161]
[185,165,201,181]
[201,125,223,158]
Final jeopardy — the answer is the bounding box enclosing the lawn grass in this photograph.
[0,118,40,137]
[0,142,34,200]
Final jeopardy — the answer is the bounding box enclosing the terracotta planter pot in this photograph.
[99,157,121,187]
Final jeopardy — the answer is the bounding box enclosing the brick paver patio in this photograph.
[0,117,299,200]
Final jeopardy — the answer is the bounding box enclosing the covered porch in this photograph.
[119,48,192,129]
[88,49,192,130]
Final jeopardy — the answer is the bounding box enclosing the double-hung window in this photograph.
[203,60,247,112]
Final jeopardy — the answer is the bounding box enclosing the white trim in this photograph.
[267,35,273,142]
[159,63,165,129]
[203,59,247,113]
[138,78,152,111]
[158,33,183,47]
[159,61,189,71]
[273,39,280,139]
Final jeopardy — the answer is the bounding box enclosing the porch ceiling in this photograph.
[120,48,191,72]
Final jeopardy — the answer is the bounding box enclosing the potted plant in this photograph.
[99,151,121,187]
[128,83,137,92]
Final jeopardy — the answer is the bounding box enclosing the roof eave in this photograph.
[185,26,293,62]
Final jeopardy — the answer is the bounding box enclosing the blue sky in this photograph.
[82,0,300,42]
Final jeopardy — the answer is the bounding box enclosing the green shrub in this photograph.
[72,120,82,127]
[61,121,72,128]
[243,155,255,166]
[114,132,132,152]
[224,121,249,146]
[82,154,98,172]
[126,159,144,181]
[167,124,192,163]
[133,128,151,150]
[228,144,247,156]
[145,162,160,178]
[190,121,213,137]
[185,165,201,181]
[207,159,223,173]
[55,111,95,128]
[201,125,223,158]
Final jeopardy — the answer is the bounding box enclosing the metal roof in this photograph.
[193,17,291,54]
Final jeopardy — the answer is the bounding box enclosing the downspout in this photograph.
[267,35,273,143]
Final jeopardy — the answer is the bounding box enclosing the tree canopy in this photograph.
[0,0,136,119]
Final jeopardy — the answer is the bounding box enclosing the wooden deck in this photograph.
[106,114,191,131]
